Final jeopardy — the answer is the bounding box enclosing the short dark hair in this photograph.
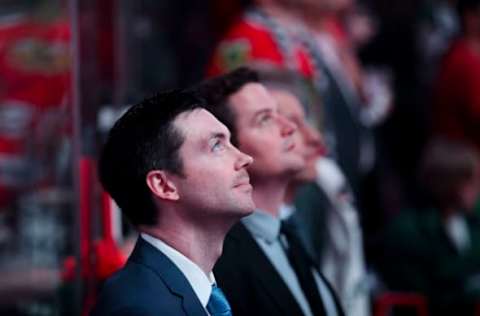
[249,65,328,132]
[257,67,306,103]
[255,67,323,125]
[98,90,205,226]
[193,67,259,146]
[419,139,479,210]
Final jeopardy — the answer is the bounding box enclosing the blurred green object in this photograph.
[377,208,480,316]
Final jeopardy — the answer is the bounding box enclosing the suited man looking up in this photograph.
[195,67,344,316]
[91,90,254,316]
[265,76,370,316]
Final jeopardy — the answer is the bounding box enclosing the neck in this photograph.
[284,181,299,204]
[251,176,289,216]
[140,211,235,274]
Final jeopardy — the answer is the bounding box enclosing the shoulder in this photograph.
[383,209,442,247]
[295,182,329,209]
[219,223,250,259]
[215,223,258,275]
[214,223,259,311]
[92,261,180,315]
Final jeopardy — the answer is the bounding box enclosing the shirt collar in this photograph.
[140,233,215,308]
[241,209,281,244]
[279,203,296,220]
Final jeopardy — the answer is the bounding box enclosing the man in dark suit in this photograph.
[195,67,344,316]
[91,90,255,316]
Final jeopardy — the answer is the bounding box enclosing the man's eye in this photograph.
[259,114,272,125]
[212,141,225,152]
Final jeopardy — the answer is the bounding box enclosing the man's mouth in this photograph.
[233,174,251,188]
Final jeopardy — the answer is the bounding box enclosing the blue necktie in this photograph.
[206,284,232,316]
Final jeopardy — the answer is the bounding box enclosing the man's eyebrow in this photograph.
[252,108,273,120]
[255,108,273,115]
[208,130,231,141]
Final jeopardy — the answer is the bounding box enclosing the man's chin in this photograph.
[239,201,255,216]
[239,202,256,218]
[245,205,255,216]
[227,200,255,218]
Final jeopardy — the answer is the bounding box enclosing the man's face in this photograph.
[171,109,255,219]
[229,83,304,181]
[271,89,325,182]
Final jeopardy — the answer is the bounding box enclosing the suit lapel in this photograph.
[315,269,346,316]
[129,237,208,316]
[292,183,330,265]
[287,216,346,316]
[229,224,305,315]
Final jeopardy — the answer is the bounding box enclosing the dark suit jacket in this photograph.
[214,223,345,316]
[290,182,331,267]
[90,237,207,316]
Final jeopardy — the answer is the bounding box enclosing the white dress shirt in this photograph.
[315,157,370,316]
[445,214,471,253]
[140,233,215,311]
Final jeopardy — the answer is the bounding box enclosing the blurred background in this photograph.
[0,0,479,315]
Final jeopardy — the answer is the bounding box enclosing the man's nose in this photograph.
[278,115,297,137]
[234,147,254,170]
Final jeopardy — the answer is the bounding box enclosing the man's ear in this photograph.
[146,170,179,201]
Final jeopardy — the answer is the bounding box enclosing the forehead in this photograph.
[228,83,278,122]
[173,108,229,141]
[270,89,305,118]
